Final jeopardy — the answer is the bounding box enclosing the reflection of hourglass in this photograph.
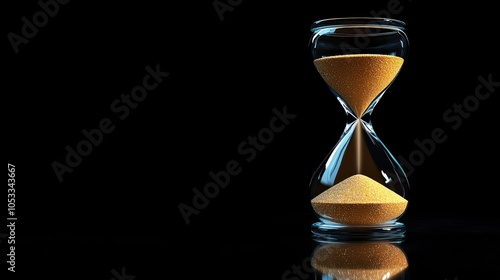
[311,241,409,279]
[309,17,410,239]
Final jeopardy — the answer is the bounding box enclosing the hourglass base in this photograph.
[311,221,406,242]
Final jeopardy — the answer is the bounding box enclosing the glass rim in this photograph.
[311,17,406,32]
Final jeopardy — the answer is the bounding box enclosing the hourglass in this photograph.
[309,17,410,239]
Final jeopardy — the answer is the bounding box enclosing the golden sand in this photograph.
[311,174,407,225]
[312,243,409,279]
[313,54,404,117]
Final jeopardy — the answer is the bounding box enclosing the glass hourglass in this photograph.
[309,17,410,240]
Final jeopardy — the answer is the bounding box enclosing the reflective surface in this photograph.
[17,218,500,279]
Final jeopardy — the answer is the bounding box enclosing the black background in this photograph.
[4,0,500,279]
